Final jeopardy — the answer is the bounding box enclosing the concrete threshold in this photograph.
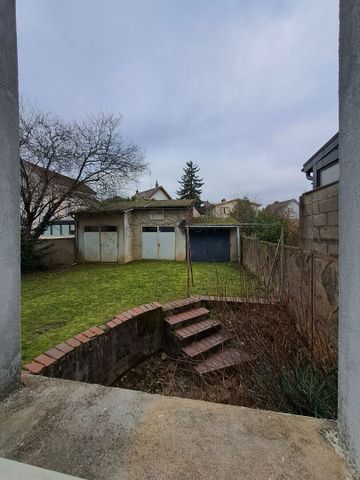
[0,375,353,480]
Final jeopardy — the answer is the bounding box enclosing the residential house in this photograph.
[210,198,261,219]
[264,199,299,219]
[21,161,96,237]
[300,133,339,255]
[302,132,339,189]
[134,181,172,200]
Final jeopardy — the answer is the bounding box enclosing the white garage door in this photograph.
[84,226,118,262]
[142,226,175,260]
[100,226,118,262]
[84,226,100,262]
[142,227,158,259]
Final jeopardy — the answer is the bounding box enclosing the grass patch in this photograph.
[21,260,256,364]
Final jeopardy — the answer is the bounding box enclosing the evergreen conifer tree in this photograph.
[176,161,204,207]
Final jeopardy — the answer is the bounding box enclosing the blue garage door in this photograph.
[190,229,230,262]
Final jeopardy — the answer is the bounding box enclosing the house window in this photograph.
[62,224,70,236]
[84,226,99,232]
[142,226,157,232]
[52,224,61,236]
[41,221,76,236]
[101,226,117,232]
[318,162,339,187]
[159,226,174,232]
[149,210,165,220]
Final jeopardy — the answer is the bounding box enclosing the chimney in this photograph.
[155,180,159,187]
[221,198,226,203]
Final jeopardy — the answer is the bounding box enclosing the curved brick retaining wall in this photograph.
[23,296,274,385]
[24,302,164,385]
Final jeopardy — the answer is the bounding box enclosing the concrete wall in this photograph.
[338,0,360,470]
[77,213,125,263]
[77,209,189,263]
[299,182,338,256]
[241,237,338,362]
[38,237,76,269]
[0,0,20,398]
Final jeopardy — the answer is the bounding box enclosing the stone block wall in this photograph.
[299,182,339,256]
[241,236,338,362]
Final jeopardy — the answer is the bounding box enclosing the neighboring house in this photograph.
[75,198,193,263]
[264,199,299,219]
[210,198,261,219]
[302,132,339,189]
[21,161,96,237]
[299,134,339,256]
[134,182,172,200]
[135,182,202,219]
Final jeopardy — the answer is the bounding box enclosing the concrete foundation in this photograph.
[0,0,20,398]
[0,375,352,480]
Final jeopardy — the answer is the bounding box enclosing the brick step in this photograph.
[182,331,231,359]
[193,348,255,375]
[174,318,221,342]
[165,307,210,329]
[163,297,203,315]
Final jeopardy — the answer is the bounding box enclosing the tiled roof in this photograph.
[135,185,171,199]
[264,199,298,216]
[76,198,194,216]
[190,216,239,225]
[22,160,96,195]
[213,198,261,207]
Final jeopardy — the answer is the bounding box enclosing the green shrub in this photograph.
[248,211,287,243]
[251,356,337,419]
[21,237,52,273]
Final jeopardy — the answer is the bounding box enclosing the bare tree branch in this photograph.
[20,100,147,241]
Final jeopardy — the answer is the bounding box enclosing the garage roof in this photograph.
[190,216,239,226]
[76,198,194,216]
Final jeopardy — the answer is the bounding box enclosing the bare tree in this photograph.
[20,101,146,242]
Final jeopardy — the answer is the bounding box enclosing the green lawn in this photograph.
[21,261,256,364]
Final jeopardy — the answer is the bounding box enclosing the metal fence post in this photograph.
[280,224,284,298]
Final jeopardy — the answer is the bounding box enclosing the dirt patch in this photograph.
[114,351,252,405]
[113,303,312,409]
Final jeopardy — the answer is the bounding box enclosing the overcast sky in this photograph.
[16,0,339,205]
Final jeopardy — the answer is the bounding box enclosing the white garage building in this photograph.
[75,199,193,263]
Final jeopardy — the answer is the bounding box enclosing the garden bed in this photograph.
[113,303,338,419]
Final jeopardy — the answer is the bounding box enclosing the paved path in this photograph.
[0,375,353,480]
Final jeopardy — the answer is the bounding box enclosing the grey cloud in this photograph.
[17,0,339,204]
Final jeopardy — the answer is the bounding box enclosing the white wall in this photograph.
[151,190,170,200]
[0,0,20,398]
[339,0,360,470]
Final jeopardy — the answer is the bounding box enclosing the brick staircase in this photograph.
[164,299,253,375]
